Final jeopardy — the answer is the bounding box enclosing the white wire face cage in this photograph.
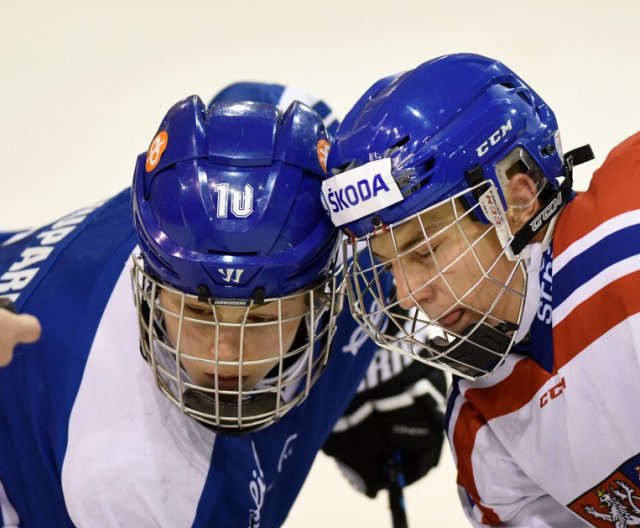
[344,181,528,380]
[131,256,342,434]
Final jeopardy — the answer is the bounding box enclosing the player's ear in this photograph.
[506,172,539,231]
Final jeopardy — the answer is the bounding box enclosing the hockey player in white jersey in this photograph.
[324,53,640,526]
[0,83,446,527]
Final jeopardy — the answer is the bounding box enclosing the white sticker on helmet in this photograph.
[554,130,564,160]
[321,158,403,227]
[478,185,517,260]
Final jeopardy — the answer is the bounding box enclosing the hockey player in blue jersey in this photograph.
[0,83,445,527]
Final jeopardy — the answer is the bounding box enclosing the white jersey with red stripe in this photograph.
[446,132,640,527]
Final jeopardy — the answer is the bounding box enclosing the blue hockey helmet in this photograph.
[131,96,341,433]
[326,53,564,241]
[209,81,339,136]
[133,95,337,302]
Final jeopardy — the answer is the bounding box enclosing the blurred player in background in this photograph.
[325,52,640,526]
[0,82,445,527]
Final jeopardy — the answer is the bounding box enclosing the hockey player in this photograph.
[324,53,640,526]
[0,84,445,526]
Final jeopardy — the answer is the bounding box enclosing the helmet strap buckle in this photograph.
[424,321,518,379]
[509,144,594,255]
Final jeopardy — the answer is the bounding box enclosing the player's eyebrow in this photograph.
[371,231,426,262]
[371,217,449,262]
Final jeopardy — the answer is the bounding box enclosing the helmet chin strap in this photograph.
[182,390,278,436]
[182,308,331,436]
[510,145,594,255]
[423,321,518,379]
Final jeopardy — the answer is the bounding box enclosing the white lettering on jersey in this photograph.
[537,258,553,324]
[0,202,105,302]
[277,434,298,473]
[7,246,54,271]
[248,441,266,528]
[358,348,412,392]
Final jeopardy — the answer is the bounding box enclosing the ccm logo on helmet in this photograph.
[476,119,513,157]
[529,190,563,232]
[321,158,403,227]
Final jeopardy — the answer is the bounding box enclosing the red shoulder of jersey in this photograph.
[555,131,640,254]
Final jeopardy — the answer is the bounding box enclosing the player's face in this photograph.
[370,199,524,333]
[160,292,307,391]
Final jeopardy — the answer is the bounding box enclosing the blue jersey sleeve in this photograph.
[0,189,138,527]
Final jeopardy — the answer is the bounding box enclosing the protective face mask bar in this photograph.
[132,258,341,432]
[344,183,526,380]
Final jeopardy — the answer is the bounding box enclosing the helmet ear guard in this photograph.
[508,144,594,255]
[462,143,594,259]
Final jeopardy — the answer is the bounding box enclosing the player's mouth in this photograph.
[437,308,465,331]
[205,374,245,390]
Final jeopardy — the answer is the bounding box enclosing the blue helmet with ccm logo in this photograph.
[132,95,337,300]
[326,53,564,238]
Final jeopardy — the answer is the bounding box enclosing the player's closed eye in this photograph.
[184,305,213,318]
[247,315,279,324]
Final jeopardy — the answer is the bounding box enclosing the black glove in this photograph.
[322,347,447,498]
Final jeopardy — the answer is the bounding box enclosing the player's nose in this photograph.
[211,326,241,363]
[393,259,435,311]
